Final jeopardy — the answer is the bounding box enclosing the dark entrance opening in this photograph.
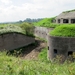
[48,46,49,50]
[58,19,60,23]
[63,19,69,23]
[68,51,73,56]
[54,49,57,54]
[71,19,75,23]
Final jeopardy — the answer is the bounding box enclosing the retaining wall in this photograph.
[34,26,54,40]
[0,32,35,51]
[48,35,75,61]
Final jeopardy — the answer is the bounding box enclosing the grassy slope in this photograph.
[0,51,75,75]
[50,25,75,37]
[0,23,34,37]
[0,23,26,35]
[0,25,25,34]
[34,18,60,28]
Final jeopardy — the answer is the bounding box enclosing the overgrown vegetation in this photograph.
[0,22,34,37]
[0,50,75,75]
[1,15,75,75]
[34,18,60,28]
[50,25,75,37]
[0,25,24,34]
[38,47,47,61]
[20,22,34,37]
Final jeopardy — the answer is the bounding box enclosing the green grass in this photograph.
[0,51,75,75]
[38,47,47,61]
[50,24,75,37]
[0,22,34,37]
[0,25,24,34]
[34,18,60,28]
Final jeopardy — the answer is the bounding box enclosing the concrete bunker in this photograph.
[0,32,35,51]
[55,10,75,24]
[48,25,75,62]
[48,36,75,61]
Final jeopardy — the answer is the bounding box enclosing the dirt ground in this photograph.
[21,38,47,60]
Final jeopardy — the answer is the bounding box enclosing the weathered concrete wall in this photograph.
[0,32,35,51]
[34,26,54,40]
[48,35,75,61]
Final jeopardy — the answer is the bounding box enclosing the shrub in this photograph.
[20,22,34,37]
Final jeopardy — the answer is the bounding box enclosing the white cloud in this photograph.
[0,0,75,22]
[0,0,12,5]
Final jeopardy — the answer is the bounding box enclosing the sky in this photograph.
[0,0,75,22]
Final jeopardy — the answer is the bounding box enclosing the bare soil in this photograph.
[21,38,47,60]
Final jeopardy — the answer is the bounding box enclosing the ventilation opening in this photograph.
[71,19,75,23]
[58,19,60,23]
[63,19,69,23]
[54,49,57,54]
[48,46,49,50]
[68,51,73,56]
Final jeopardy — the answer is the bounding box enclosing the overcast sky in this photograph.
[0,0,75,22]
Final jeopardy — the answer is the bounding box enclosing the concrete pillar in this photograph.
[61,19,63,24]
[69,18,71,23]
[56,19,58,23]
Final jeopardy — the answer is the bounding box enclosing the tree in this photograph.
[20,22,34,36]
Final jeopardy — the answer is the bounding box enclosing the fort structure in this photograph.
[47,36,75,62]
[0,32,35,51]
[47,25,75,62]
[1,9,75,62]
[55,10,75,24]
[34,26,54,40]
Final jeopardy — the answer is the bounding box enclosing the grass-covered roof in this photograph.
[50,25,75,37]
[0,25,24,34]
[0,22,34,37]
[33,17,59,28]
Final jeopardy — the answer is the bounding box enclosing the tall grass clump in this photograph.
[50,25,75,37]
[38,47,47,61]
[1,51,75,75]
